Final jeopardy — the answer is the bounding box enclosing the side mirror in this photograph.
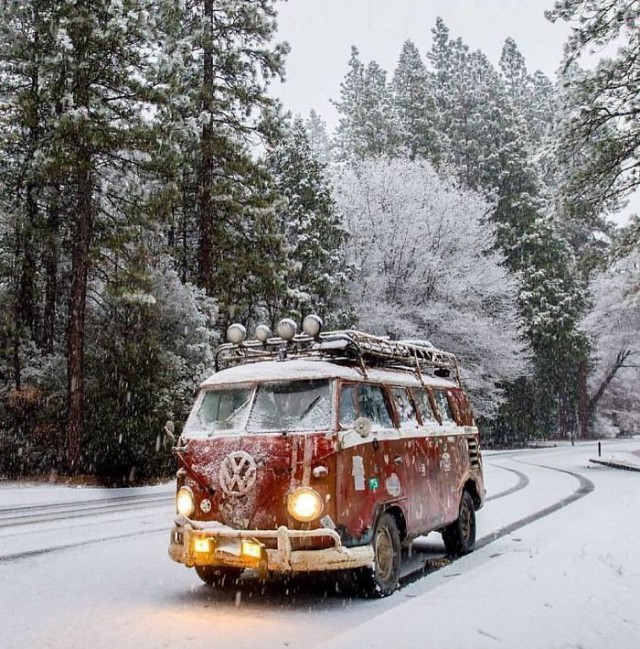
[353,417,372,438]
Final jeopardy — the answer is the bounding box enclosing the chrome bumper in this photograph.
[168,515,374,573]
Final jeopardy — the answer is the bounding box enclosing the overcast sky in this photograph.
[271,0,571,130]
[270,0,637,224]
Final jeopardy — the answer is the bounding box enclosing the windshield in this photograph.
[183,380,334,436]
[247,380,332,433]
[185,387,253,436]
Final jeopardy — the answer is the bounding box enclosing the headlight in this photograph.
[176,486,195,517]
[287,487,323,523]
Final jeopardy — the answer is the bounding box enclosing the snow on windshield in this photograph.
[187,388,253,435]
[247,380,332,433]
[184,379,333,436]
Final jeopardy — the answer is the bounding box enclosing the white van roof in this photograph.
[201,358,457,390]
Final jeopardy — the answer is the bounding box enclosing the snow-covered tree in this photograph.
[304,109,332,165]
[547,0,640,209]
[0,0,165,469]
[84,262,218,482]
[332,157,527,417]
[268,117,349,326]
[580,240,640,435]
[333,47,402,160]
[153,0,289,325]
[391,40,441,162]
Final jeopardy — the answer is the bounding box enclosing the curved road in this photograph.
[0,441,622,649]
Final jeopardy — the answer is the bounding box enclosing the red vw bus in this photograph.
[168,316,485,596]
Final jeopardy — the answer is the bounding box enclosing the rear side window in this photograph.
[432,390,455,423]
[339,384,393,429]
[410,388,438,425]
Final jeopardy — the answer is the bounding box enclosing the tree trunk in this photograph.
[17,189,38,336]
[198,0,215,291]
[577,358,589,439]
[66,161,93,471]
[43,188,60,355]
[586,348,631,428]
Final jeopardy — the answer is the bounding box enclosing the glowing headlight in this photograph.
[287,487,323,523]
[176,486,195,517]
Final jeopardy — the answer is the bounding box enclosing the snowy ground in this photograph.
[0,439,638,649]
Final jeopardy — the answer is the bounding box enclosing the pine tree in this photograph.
[547,0,640,208]
[153,0,289,326]
[269,117,349,325]
[426,19,590,438]
[333,47,402,160]
[304,109,332,165]
[1,0,167,470]
[391,40,441,162]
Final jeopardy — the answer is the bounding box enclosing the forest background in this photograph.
[0,0,638,484]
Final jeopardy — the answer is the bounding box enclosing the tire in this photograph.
[442,490,476,557]
[357,512,402,597]
[194,565,243,587]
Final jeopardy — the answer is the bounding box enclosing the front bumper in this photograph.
[168,515,374,574]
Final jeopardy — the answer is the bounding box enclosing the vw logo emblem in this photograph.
[219,451,257,496]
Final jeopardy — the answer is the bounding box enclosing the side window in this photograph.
[339,384,358,428]
[339,383,393,429]
[358,384,393,428]
[432,390,455,423]
[390,387,418,427]
[410,388,438,424]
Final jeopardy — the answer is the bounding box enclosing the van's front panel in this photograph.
[169,377,376,573]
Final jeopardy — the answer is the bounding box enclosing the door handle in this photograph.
[394,455,403,465]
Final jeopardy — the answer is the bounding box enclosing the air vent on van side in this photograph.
[467,437,480,469]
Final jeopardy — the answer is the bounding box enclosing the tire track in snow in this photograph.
[0,493,172,528]
[484,463,529,501]
[402,459,595,589]
[475,461,594,549]
[0,526,168,563]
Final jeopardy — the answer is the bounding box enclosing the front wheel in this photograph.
[195,565,243,587]
[442,490,476,557]
[357,512,402,597]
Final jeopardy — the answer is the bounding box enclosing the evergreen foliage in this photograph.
[0,0,296,481]
[547,0,640,208]
[333,47,402,160]
[268,117,350,327]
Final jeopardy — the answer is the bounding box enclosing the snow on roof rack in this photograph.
[214,328,460,384]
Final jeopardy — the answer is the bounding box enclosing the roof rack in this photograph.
[214,329,461,385]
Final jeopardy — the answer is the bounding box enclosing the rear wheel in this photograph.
[195,565,243,587]
[442,490,476,557]
[357,512,402,597]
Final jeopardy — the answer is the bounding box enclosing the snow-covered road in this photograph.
[1,439,638,649]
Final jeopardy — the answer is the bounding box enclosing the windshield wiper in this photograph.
[222,398,251,425]
[299,395,322,421]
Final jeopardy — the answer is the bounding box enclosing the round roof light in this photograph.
[255,324,272,343]
[302,314,323,338]
[226,323,247,345]
[276,318,298,341]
